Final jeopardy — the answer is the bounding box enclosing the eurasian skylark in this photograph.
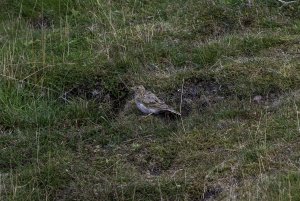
[131,85,181,116]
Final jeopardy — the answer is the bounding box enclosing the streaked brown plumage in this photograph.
[131,85,181,116]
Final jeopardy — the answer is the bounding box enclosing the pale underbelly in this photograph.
[136,102,159,114]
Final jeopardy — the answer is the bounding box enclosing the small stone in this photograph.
[91,89,101,97]
[253,95,263,103]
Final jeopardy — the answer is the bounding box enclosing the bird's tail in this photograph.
[166,109,181,116]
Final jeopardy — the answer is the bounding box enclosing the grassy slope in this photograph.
[1,0,300,200]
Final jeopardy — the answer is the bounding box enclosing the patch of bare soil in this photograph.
[60,77,129,114]
[252,89,299,110]
[252,93,279,106]
[29,15,52,29]
[172,78,232,116]
[0,125,13,136]
[201,185,223,201]
[170,77,289,116]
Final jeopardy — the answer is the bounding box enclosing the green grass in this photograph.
[1,0,300,200]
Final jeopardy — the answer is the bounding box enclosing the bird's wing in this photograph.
[142,91,179,113]
[143,91,165,104]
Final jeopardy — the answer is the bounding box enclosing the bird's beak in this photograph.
[130,87,137,94]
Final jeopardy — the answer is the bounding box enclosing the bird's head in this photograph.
[131,85,145,94]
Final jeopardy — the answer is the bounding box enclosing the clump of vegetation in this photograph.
[1,0,300,200]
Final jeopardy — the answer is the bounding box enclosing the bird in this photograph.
[131,85,181,116]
